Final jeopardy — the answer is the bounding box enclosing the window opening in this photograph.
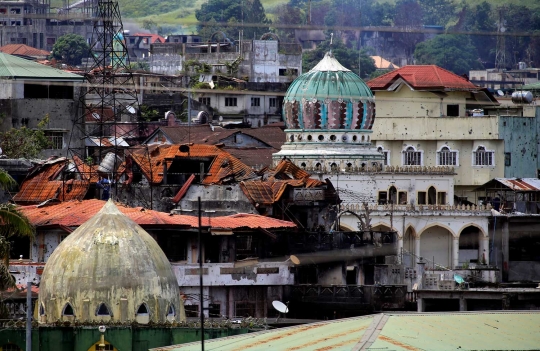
[473,146,494,166]
[403,146,422,165]
[269,98,277,108]
[251,97,260,107]
[398,191,408,205]
[388,186,397,205]
[225,97,237,106]
[199,97,210,105]
[438,146,457,166]
[39,303,45,316]
[427,186,436,205]
[378,191,388,205]
[418,191,427,205]
[437,192,447,205]
[505,152,511,166]
[167,304,176,317]
[62,303,74,316]
[447,104,459,116]
[136,303,149,315]
[96,303,110,316]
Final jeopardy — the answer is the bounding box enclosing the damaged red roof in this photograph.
[18,199,296,230]
[13,157,94,205]
[240,160,326,205]
[125,144,258,185]
[368,65,481,91]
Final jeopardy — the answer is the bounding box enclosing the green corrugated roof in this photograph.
[522,82,540,90]
[0,52,85,81]
[152,311,540,350]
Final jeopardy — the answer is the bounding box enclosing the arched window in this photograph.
[136,303,149,315]
[389,186,397,205]
[96,303,111,316]
[473,145,494,166]
[402,146,422,166]
[330,162,338,171]
[62,303,74,316]
[167,304,176,318]
[428,186,436,205]
[437,146,458,166]
[39,303,45,316]
[300,162,306,169]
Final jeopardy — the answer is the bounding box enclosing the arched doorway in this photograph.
[403,227,416,268]
[459,226,483,266]
[427,186,436,205]
[419,225,454,269]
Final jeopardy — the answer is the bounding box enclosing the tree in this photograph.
[50,34,89,66]
[303,38,376,78]
[0,115,51,159]
[420,0,457,26]
[195,0,270,40]
[414,34,483,74]
[393,0,424,64]
[271,4,305,41]
[0,169,34,291]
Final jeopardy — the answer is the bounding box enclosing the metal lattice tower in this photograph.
[67,0,149,200]
[495,6,507,71]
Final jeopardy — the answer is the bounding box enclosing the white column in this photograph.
[453,237,459,269]
[481,236,490,265]
[397,236,403,264]
[414,235,421,260]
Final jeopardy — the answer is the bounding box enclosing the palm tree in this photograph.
[0,168,34,290]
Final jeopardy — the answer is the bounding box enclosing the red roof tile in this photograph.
[367,65,480,91]
[132,33,166,43]
[0,44,50,58]
[18,199,296,230]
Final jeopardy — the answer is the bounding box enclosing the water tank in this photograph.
[98,153,120,173]
[518,61,527,70]
[511,91,533,104]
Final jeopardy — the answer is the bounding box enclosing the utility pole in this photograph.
[198,162,205,351]
[25,279,32,351]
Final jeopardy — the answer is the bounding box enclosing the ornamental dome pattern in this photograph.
[283,52,375,131]
[38,200,183,324]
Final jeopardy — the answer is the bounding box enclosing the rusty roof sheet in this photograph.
[152,311,540,351]
[13,157,91,204]
[126,144,258,185]
[0,44,50,57]
[492,178,540,191]
[240,160,326,205]
[18,199,296,231]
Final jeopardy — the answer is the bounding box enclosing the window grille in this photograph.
[473,146,494,166]
[44,131,63,149]
[403,147,422,165]
[437,147,457,165]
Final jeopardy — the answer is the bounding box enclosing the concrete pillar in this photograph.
[459,297,467,311]
[453,237,459,269]
[414,235,421,261]
[416,259,426,290]
[502,221,510,281]
[397,236,403,264]
[417,298,424,312]
[481,236,490,265]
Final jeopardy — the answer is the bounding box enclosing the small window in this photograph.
[136,303,149,315]
[269,98,277,108]
[44,131,64,149]
[199,97,210,105]
[46,37,56,45]
[225,97,237,107]
[447,104,459,116]
[235,301,255,317]
[184,305,199,317]
[378,191,388,205]
[398,191,407,205]
[96,303,111,316]
[418,191,427,205]
[437,192,447,205]
[39,303,45,316]
[208,303,220,318]
[167,304,176,317]
[473,146,494,166]
[505,152,511,166]
[251,97,260,107]
[62,303,74,316]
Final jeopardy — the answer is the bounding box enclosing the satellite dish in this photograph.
[272,300,288,314]
[289,255,300,265]
[497,90,504,96]
[92,112,100,120]
[126,105,136,114]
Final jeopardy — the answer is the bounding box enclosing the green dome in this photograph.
[283,52,375,130]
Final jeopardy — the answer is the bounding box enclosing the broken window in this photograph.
[446,104,459,116]
[235,235,258,260]
[417,191,427,205]
[437,146,457,166]
[378,191,388,205]
[437,192,447,205]
[235,301,256,317]
[473,146,494,166]
[403,146,422,166]
[198,97,210,106]
[156,234,187,262]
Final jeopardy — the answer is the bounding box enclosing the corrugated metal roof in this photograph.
[0,52,85,81]
[0,44,50,57]
[18,199,296,231]
[491,178,540,191]
[151,311,540,351]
